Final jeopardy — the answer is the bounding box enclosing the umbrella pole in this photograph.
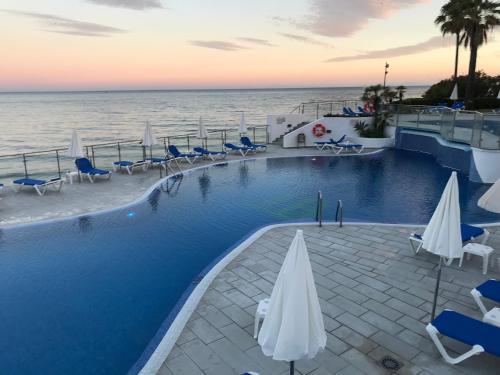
[431,256,442,322]
[290,361,294,375]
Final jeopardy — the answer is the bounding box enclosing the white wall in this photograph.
[282,117,375,148]
[267,114,312,142]
[472,148,500,183]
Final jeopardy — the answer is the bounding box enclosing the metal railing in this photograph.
[0,126,268,180]
[391,105,500,150]
[291,100,363,119]
[315,191,323,227]
[335,200,343,228]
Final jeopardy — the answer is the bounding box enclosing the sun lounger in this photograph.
[409,223,490,254]
[224,143,254,156]
[314,135,346,150]
[13,177,63,196]
[347,107,361,116]
[331,142,364,154]
[342,107,354,116]
[113,160,149,175]
[193,147,227,161]
[75,157,112,183]
[240,137,267,152]
[471,279,500,315]
[426,309,500,364]
[168,145,200,164]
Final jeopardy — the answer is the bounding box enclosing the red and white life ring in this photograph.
[312,123,327,137]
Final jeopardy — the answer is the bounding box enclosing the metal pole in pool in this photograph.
[55,150,61,179]
[22,153,28,178]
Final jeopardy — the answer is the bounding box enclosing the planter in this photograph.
[351,137,395,148]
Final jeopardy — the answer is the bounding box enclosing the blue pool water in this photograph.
[0,149,498,375]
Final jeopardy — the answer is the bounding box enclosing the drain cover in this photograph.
[380,355,402,371]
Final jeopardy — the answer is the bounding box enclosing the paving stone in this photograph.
[352,284,391,303]
[222,289,256,308]
[361,299,403,321]
[385,287,425,307]
[332,325,378,354]
[245,345,289,374]
[196,304,233,328]
[340,348,385,375]
[325,271,358,288]
[360,311,404,335]
[329,295,368,317]
[333,285,369,304]
[385,298,427,320]
[180,338,233,375]
[334,365,365,375]
[297,348,349,374]
[166,353,204,375]
[219,323,256,351]
[325,331,350,355]
[396,329,435,355]
[176,327,197,345]
[188,318,224,344]
[221,304,254,328]
[355,275,391,292]
[370,331,420,360]
[230,278,262,297]
[336,312,379,337]
[208,338,264,374]
[202,289,233,308]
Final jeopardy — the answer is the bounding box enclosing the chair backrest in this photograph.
[358,106,365,113]
[75,158,94,173]
[193,147,206,154]
[240,137,252,147]
[348,107,357,115]
[342,107,350,115]
[331,135,346,144]
[224,143,237,149]
[168,145,181,157]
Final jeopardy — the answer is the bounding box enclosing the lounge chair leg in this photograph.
[426,324,484,364]
[481,229,490,245]
[34,185,43,196]
[470,289,488,315]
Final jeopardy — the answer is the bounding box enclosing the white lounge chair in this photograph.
[471,279,500,315]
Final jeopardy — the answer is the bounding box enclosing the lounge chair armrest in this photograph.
[426,323,484,364]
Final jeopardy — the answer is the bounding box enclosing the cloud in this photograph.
[2,10,125,37]
[280,33,333,48]
[294,0,430,37]
[190,40,249,51]
[237,37,275,47]
[325,35,453,62]
[85,0,163,10]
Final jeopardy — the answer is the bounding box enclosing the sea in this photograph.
[0,87,428,155]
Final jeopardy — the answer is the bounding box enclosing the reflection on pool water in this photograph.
[0,149,498,375]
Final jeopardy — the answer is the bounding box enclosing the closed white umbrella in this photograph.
[258,229,326,374]
[196,116,208,140]
[478,179,500,214]
[239,112,247,135]
[67,130,84,158]
[142,122,158,147]
[450,83,458,100]
[142,122,158,163]
[422,171,463,320]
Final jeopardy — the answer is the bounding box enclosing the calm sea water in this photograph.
[0,87,427,155]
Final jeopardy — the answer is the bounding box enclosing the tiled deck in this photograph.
[159,224,500,375]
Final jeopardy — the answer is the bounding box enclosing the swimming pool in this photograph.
[0,149,498,375]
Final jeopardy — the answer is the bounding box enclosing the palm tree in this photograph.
[435,0,467,81]
[462,0,500,102]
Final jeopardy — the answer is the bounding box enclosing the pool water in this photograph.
[0,149,498,375]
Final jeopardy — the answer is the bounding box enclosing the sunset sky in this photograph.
[0,0,499,91]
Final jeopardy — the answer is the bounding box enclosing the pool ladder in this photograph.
[315,191,343,228]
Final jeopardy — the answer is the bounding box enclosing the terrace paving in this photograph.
[0,145,376,226]
[159,224,500,375]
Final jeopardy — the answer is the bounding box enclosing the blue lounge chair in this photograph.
[240,137,266,152]
[13,177,63,196]
[113,160,149,175]
[331,141,364,154]
[168,145,200,164]
[471,279,500,315]
[314,135,347,150]
[426,310,500,364]
[409,223,490,254]
[342,107,353,116]
[75,158,112,183]
[193,147,227,161]
[224,143,254,156]
[347,107,360,116]
[358,106,369,114]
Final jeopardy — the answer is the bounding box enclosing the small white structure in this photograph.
[67,130,84,158]
[239,112,247,135]
[450,83,458,100]
[196,117,208,140]
[258,229,326,373]
[478,179,500,213]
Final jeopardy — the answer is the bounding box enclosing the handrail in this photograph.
[335,200,343,228]
[315,191,323,227]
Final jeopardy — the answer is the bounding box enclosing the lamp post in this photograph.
[383,62,389,88]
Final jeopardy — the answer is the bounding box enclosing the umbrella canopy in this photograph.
[422,171,463,261]
[142,122,158,147]
[478,179,500,214]
[67,130,84,158]
[239,112,247,134]
[450,83,458,100]
[258,229,326,362]
[196,116,208,139]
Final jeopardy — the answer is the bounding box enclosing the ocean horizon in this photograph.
[0,86,428,156]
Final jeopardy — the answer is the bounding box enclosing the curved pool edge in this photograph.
[0,150,387,230]
[139,219,499,375]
